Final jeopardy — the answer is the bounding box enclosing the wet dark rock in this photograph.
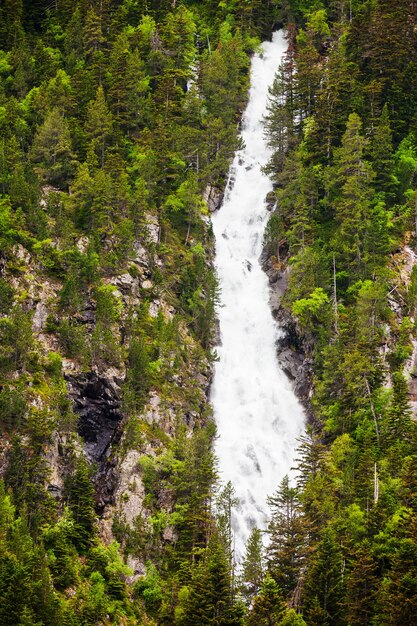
[262,254,314,416]
[66,371,124,463]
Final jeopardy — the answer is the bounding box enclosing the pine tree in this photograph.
[179,535,243,625]
[302,530,346,626]
[275,149,318,253]
[366,0,416,137]
[215,481,238,570]
[240,528,264,605]
[66,458,96,553]
[29,108,76,188]
[380,533,417,626]
[85,85,114,166]
[306,36,359,162]
[263,57,297,174]
[83,8,105,60]
[369,103,395,197]
[266,476,306,599]
[245,573,286,626]
[108,37,151,132]
[173,425,218,560]
[64,6,84,71]
[387,371,414,446]
[0,0,24,50]
[295,26,321,122]
[344,544,378,625]
[328,113,375,274]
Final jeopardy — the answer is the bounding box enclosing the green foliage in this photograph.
[0,277,14,313]
[135,563,164,615]
[292,288,330,333]
[281,610,307,625]
[266,476,306,599]
[0,482,63,625]
[3,2,417,625]
[29,107,76,187]
[0,306,34,373]
[177,535,243,625]
[65,457,96,553]
[240,528,264,605]
[245,573,286,626]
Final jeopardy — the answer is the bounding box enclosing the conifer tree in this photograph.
[215,481,238,569]
[344,544,378,625]
[179,535,243,625]
[266,476,306,599]
[369,103,395,197]
[328,112,374,274]
[263,65,297,174]
[85,85,113,166]
[66,458,96,553]
[306,37,359,162]
[29,108,76,188]
[240,528,264,605]
[295,26,321,122]
[302,530,346,626]
[245,573,286,626]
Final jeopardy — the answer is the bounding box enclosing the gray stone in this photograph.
[203,185,224,213]
[145,214,160,244]
[115,273,135,291]
[33,301,48,332]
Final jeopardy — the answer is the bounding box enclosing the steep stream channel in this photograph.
[211,31,305,560]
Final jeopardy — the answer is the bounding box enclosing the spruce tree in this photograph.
[245,573,286,626]
[266,476,306,599]
[369,103,395,197]
[85,85,113,166]
[240,528,264,605]
[29,108,76,188]
[328,112,374,274]
[179,535,243,625]
[66,458,96,553]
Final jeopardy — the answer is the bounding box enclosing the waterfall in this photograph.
[210,31,305,560]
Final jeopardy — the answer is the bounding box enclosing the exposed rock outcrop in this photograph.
[203,185,224,213]
[262,253,314,415]
[66,370,124,462]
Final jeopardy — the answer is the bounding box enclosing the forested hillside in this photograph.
[1,0,417,624]
[260,1,417,625]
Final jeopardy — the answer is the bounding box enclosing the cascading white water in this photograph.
[211,31,305,560]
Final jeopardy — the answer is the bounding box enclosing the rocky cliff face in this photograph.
[262,251,314,416]
[0,196,214,575]
[67,370,124,462]
[390,245,417,418]
[261,231,417,424]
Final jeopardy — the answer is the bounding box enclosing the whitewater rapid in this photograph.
[211,31,305,560]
